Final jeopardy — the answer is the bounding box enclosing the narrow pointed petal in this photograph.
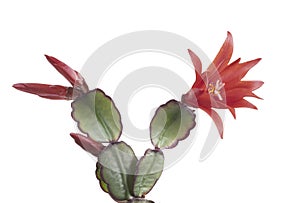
[199,106,224,139]
[213,100,236,119]
[228,106,236,119]
[230,99,258,109]
[226,88,262,102]
[218,58,241,83]
[13,83,74,100]
[188,49,202,73]
[239,80,264,91]
[45,55,89,92]
[226,80,264,91]
[208,32,233,72]
[222,58,261,83]
[70,133,105,156]
[188,49,205,89]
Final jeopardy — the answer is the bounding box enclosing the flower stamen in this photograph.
[208,80,225,100]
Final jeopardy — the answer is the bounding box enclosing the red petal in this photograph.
[226,80,264,91]
[240,80,264,91]
[187,49,205,89]
[214,100,236,119]
[218,58,240,83]
[230,99,258,109]
[228,106,236,119]
[70,133,105,156]
[199,106,224,139]
[221,58,261,83]
[225,88,262,102]
[45,55,89,93]
[207,32,233,72]
[13,83,74,100]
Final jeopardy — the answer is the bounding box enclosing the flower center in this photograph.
[208,80,225,100]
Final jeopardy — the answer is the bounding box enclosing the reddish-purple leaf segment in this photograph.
[70,133,105,156]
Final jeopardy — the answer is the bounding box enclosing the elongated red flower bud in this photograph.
[45,55,89,93]
[12,83,78,100]
[70,133,105,156]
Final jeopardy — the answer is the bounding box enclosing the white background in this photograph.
[1,0,299,202]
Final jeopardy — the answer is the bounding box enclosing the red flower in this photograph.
[13,55,89,100]
[181,32,263,138]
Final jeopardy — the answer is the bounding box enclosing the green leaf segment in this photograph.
[71,89,122,143]
[133,149,164,197]
[150,100,196,149]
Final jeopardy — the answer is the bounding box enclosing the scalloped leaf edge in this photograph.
[133,149,164,197]
[150,99,196,149]
[99,141,138,201]
[71,88,123,143]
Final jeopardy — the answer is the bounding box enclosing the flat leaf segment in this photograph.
[150,100,196,149]
[71,89,122,142]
